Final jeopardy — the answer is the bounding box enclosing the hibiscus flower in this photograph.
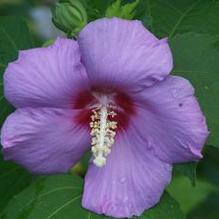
[1,18,208,218]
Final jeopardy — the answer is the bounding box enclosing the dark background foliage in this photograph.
[0,0,219,218]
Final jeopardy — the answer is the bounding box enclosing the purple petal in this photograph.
[131,75,209,163]
[78,17,173,92]
[82,129,172,218]
[1,108,90,174]
[4,38,89,108]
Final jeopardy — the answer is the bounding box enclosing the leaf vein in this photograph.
[17,186,82,214]
[46,195,81,219]
[169,0,202,38]
[157,0,183,15]
[0,28,18,51]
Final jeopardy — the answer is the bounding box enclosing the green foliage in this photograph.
[137,0,219,38]
[188,191,219,219]
[0,153,32,213]
[0,16,33,126]
[1,174,113,219]
[173,162,197,186]
[82,0,140,21]
[167,176,218,214]
[0,16,33,215]
[105,0,140,19]
[80,0,114,21]
[1,174,184,219]
[198,146,219,186]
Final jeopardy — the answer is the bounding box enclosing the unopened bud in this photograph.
[52,0,87,37]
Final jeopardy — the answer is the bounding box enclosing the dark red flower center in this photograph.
[74,88,135,131]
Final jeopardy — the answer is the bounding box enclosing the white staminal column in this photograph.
[90,103,117,167]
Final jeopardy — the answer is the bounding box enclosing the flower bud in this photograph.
[52,0,87,37]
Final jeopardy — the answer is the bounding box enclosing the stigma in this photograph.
[90,104,117,168]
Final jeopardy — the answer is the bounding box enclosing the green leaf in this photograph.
[0,18,33,211]
[167,176,217,214]
[2,174,113,219]
[140,192,185,219]
[0,16,33,126]
[198,146,219,186]
[137,0,219,38]
[80,0,114,21]
[188,191,219,219]
[173,162,197,186]
[106,0,140,19]
[0,153,32,213]
[170,33,219,147]
[2,174,185,219]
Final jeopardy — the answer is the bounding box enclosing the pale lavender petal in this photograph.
[4,38,89,108]
[1,108,90,174]
[78,17,172,91]
[82,129,172,218]
[131,75,209,163]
